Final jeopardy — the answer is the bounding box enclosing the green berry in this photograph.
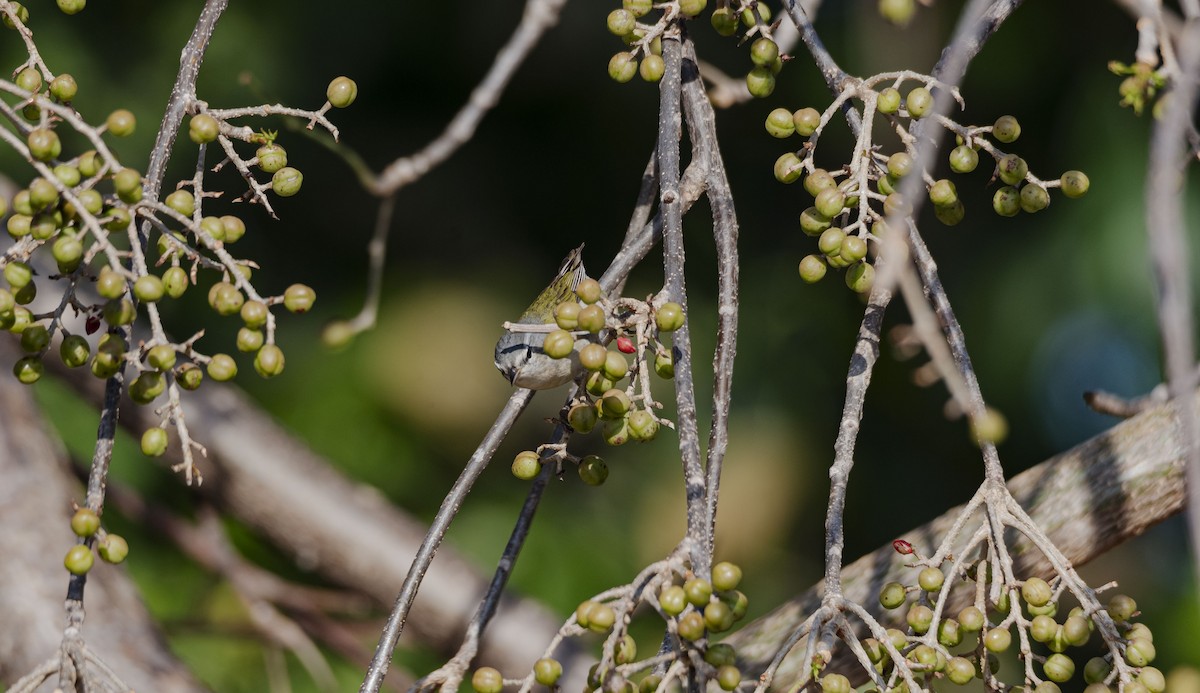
[133,275,165,302]
[1030,614,1057,642]
[814,188,845,217]
[804,169,836,196]
[740,2,771,26]
[773,152,802,184]
[236,327,264,353]
[578,455,608,485]
[283,283,316,313]
[256,143,288,173]
[712,561,742,591]
[879,580,905,609]
[984,626,1011,652]
[13,355,42,383]
[575,277,602,304]
[533,658,562,687]
[189,114,220,144]
[887,151,914,178]
[146,344,176,371]
[992,115,1021,143]
[1124,638,1155,666]
[567,401,598,433]
[684,577,712,606]
[52,236,84,273]
[511,450,540,480]
[28,177,58,211]
[471,667,502,693]
[64,544,94,575]
[577,342,606,371]
[716,666,740,691]
[7,214,31,239]
[799,255,827,283]
[656,302,685,331]
[877,87,901,114]
[906,603,933,633]
[6,261,33,289]
[239,300,267,327]
[77,150,101,177]
[103,297,136,326]
[254,344,285,378]
[19,323,48,353]
[821,673,851,693]
[162,266,189,299]
[113,167,143,203]
[600,388,631,418]
[60,334,89,368]
[640,54,665,82]
[207,353,238,381]
[554,301,581,330]
[609,52,638,83]
[992,186,1020,216]
[628,409,659,441]
[938,618,962,647]
[746,67,775,98]
[765,108,795,138]
[130,370,166,403]
[542,329,575,359]
[607,8,636,36]
[996,153,1028,185]
[906,87,933,117]
[1138,667,1166,693]
[704,600,734,631]
[945,656,974,685]
[659,585,687,615]
[98,534,128,563]
[15,66,42,93]
[749,38,778,67]
[929,179,957,207]
[28,128,62,161]
[71,507,101,537]
[272,167,303,197]
[918,566,944,592]
[50,73,78,101]
[586,602,615,631]
[141,426,169,456]
[711,7,738,34]
[176,362,203,390]
[1021,576,1052,607]
[1060,170,1089,198]
[845,262,874,294]
[792,107,820,137]
[934,199,965,226]
[654,351,674,378]
[106,109,136,137]
[677,611,705,641]
[326,76,358,108]
[878,0,916,26]
[1043,653,1075,683]
[679,0,706,17]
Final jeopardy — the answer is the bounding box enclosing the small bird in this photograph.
[494,245,589,389]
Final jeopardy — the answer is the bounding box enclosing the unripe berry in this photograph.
[64,544,94,575]
[207,353,238,381]
[254,344,286,378]
[189,114,220,144]
[134,275,165,302]
[1060,170,1089,198]
[749,38,778,67]
[28,128,62,161]
[98,534,129,563]
[609,52,638,83]
[272,167,303,197]
[578,455,608,485]
[60,333,89,368]
[511,450,540,480]
[71,508,101,537]
[640,54,665,82]
[141,426,169,456]
[678,0,706,17]
[992,186,1020,217]
[257,143,288,173]
[607,8,636,36]
[798,255,826,283]
[745,67,775,98]
[471,667,502,693]
[793,107,820,137]
[711,7,738,34]
[906,87,933,118]
[283,283,316,313]
[326,76,358,108]
[147,344,176,370]
[542,329,575,359]
[106,109,136,137]
[773,152,802,184]
[765,108,796,138]
[877,87,901,114]
[13,355,42,383]
[50,73,78,101]
[992,115,1021,143]
[656,302,685,331]
[533,658,562,687]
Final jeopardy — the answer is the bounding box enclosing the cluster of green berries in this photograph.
[606,0,784,98]
[870,543,1155,691]
[768,85,1090,291]
[544,277,681,444]
[1109,61,1168,117]
[469,561,747,693]
[63,507,128,576]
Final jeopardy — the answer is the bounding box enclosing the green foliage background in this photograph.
[3,0,1197,689]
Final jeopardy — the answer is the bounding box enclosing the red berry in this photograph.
[616,336,635,353]
[893,539,913,555]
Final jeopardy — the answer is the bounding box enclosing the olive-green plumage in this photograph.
[493,245,589,389]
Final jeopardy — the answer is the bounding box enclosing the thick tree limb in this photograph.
[727,391,1189,684]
